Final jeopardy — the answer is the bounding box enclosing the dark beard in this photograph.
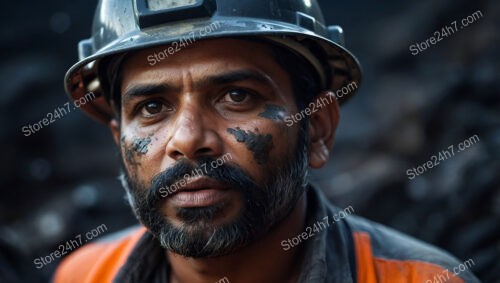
[120,127,309,258]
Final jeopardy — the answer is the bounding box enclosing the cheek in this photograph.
[120,131,163,184]
[227,127,273,165]
[258,104,287,122]
[226,117,296,167]
[120,136,142,167]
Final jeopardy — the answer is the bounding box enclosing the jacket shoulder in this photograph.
[343,214,480,283]
[52,226,146,283]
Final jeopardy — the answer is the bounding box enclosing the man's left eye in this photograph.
[221,89,251,103]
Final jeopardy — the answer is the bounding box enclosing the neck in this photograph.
[167,193,308,283]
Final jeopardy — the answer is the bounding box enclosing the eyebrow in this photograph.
[122,70,274,103]
[122,84,177,103]
[197,70,272,88]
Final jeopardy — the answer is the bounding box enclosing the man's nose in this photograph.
[165,104,222,161]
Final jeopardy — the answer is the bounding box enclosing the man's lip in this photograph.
[166,177,232,207]
[173,176,229,194]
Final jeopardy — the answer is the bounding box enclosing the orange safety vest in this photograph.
[53,227,472,283]
[53,188,478,283]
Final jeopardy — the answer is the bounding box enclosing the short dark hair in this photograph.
[98,37,323,119]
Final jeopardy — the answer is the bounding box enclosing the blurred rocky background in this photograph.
[1,0,498,282]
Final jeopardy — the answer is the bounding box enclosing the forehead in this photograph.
[120,38,284,84]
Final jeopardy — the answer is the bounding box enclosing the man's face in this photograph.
[113,39,311,257]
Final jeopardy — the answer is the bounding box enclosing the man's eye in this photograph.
[140,101,165,116]
[222,89,250,103]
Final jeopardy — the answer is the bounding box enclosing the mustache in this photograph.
[148,157,259,204]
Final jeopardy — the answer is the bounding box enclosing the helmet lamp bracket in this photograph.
[134,0,217,29]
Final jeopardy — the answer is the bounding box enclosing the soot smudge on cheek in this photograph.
[132,137,152,154]
[121,136,152,166]
[121,142,138,166]
[227,127,273,165]
[258,104,286,121]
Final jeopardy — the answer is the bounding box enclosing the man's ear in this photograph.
[109,118,121,146]
[308,91,340,169]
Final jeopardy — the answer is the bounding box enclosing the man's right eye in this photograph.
[139,101,168,117]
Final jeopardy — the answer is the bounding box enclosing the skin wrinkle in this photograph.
[226,127,273,165]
